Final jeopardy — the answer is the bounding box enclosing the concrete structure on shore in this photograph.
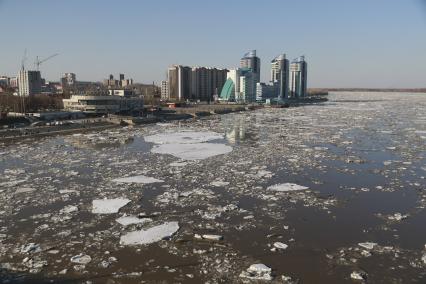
[289,56,308,98]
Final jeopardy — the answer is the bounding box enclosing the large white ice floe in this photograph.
[116,215,152,226]
[145,130,233,160]
[151,143,232,160]
[92,198,131,214]
[267,183,309,192]
[239,263,273,281]
[112,175,164,184]
[120,221,179,245]
[144,131,223,144]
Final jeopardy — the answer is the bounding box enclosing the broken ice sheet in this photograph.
[116,215,152,226]
[145,130,233,160]
[144,131,224,144]
[267,183,309,192]
[151,143,232,160]
[120,222,179,245]
[92,198,131,214]
[112,175,164,184]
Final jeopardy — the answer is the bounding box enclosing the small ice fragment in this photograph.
[198,234,223,241]
[112,175,164,184]
[14,187,36,194]
[70,254,92,264]
[350,270,367,280]
[240,263,273,281]
[273,242,288,250]
[120,222,179,245]
[210,181,230,187]
[20,243,41,254]
[92,198,131,214]
[358,242,377,250]
[267,183,309,192]
[60,205,79,214]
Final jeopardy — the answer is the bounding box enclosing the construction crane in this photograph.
[21,48,27,70]
[34,53,59,71]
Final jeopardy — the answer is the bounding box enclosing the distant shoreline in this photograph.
[309,88,426,93]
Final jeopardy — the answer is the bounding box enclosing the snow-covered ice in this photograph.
[267,183,309,192]
[151,143,232,160]
[144,131,224,144]
[112,175,164,184]
[120,221,179,245]
[116,215,152,226]
[92,198,131,214]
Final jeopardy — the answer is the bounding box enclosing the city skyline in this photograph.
[1,0,426,88]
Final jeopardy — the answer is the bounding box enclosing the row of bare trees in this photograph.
[0,93,65,113]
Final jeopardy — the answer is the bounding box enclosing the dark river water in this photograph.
[0,92,425,283]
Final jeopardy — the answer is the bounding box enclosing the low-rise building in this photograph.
[63,93,143,114]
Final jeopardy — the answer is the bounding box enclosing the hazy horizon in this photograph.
[1,0,425,88]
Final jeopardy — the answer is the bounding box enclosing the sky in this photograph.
[1,0,425,88]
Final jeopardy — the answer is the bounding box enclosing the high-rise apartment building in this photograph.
[239,68,256,103]
[271,54,289,99]
[18,69,42,96]
[61,73,76,87]
[160,80,169,100]
[240,50,261,84]
[167,65,227,101]
[289,56,308,98]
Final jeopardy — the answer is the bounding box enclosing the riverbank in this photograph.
[0,97,327,142]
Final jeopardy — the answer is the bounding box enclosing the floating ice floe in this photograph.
[144,131,224,144]
[273,242,288,250]
[70,254,92,264]
[112,175,164,184]
[14,187,36,194]
[239,263,273,281]
[120,221,179,245]
[152,143,232,160]
[116,215,152,226]
[210,181,230,187]
[145,130,233,160]
[194,234,223,241]
[267,183,309,192]
[92,198,131,214]
[358,242,377,250]
[351,270,367,281]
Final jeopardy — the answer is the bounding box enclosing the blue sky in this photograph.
[1,0,425,88]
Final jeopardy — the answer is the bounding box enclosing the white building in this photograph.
[63,94,143,114]
[161,80,169,100]
[18,70,42,96]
